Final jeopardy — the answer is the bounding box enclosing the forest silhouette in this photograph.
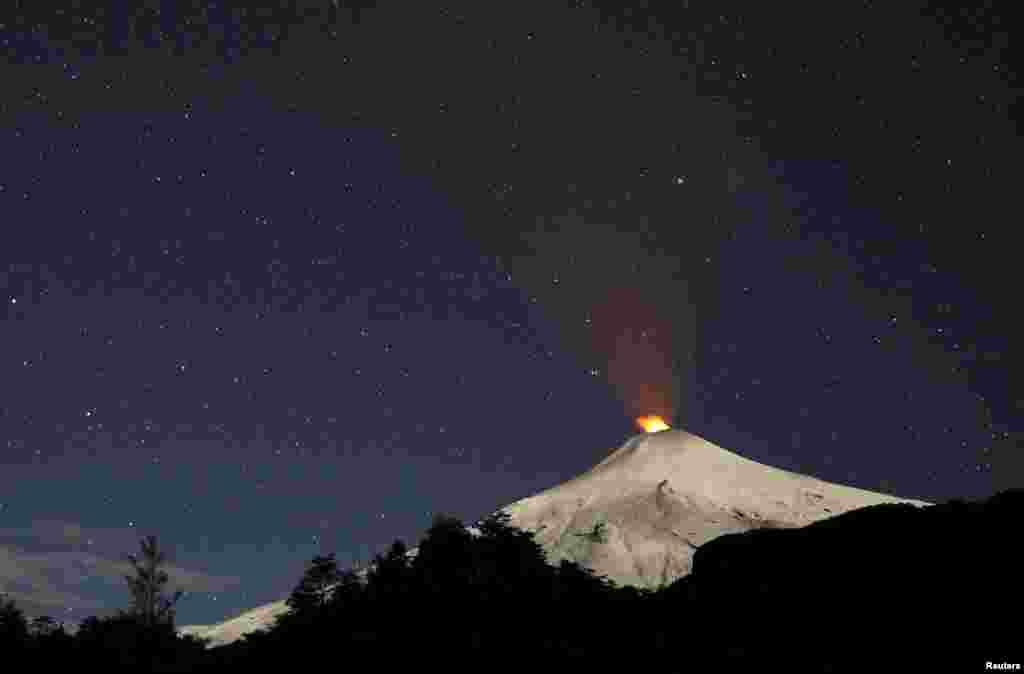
[2,489,1020,672]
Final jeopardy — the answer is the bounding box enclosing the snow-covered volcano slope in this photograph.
[178,429,930,648]
[501,429,930,589]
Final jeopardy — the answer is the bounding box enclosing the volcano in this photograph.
[500,429,930,589]
[178,429,930,648]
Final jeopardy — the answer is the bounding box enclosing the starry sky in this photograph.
[0,2,1018,631]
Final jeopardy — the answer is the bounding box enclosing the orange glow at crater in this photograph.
[635,415,671,433]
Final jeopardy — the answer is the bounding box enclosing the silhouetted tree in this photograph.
[361,539,417,649]
[411,513,477,595]
[0,592,29,649]
[73,610,206,672]
[270,551,344,649]
[285,552,342,617]
[322,567,365,626]
[366,540,412,595]
[123,534,184,631]
[328,567,365,605]
[468,511,568,658]
[75,612,157,667]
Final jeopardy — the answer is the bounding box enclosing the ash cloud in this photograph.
[591,286,679,426]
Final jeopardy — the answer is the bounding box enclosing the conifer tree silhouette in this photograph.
[284,553,342,618]
[365,540,412,599]
[0,592,30,648]
[123,534,184,630]
[323,567,365,622]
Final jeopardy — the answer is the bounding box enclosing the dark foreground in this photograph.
[3,490,1020,672]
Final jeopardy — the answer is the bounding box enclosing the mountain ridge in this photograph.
[178,429,930,648]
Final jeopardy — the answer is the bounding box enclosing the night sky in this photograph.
[0,2,1018,631]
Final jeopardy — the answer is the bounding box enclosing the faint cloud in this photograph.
[0,519,242,623]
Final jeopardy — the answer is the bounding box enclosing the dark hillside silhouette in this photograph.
[688,489,1023,670]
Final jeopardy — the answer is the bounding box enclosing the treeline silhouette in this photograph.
[2,490,1020,672]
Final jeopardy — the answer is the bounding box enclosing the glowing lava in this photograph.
[635,415,671,433]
